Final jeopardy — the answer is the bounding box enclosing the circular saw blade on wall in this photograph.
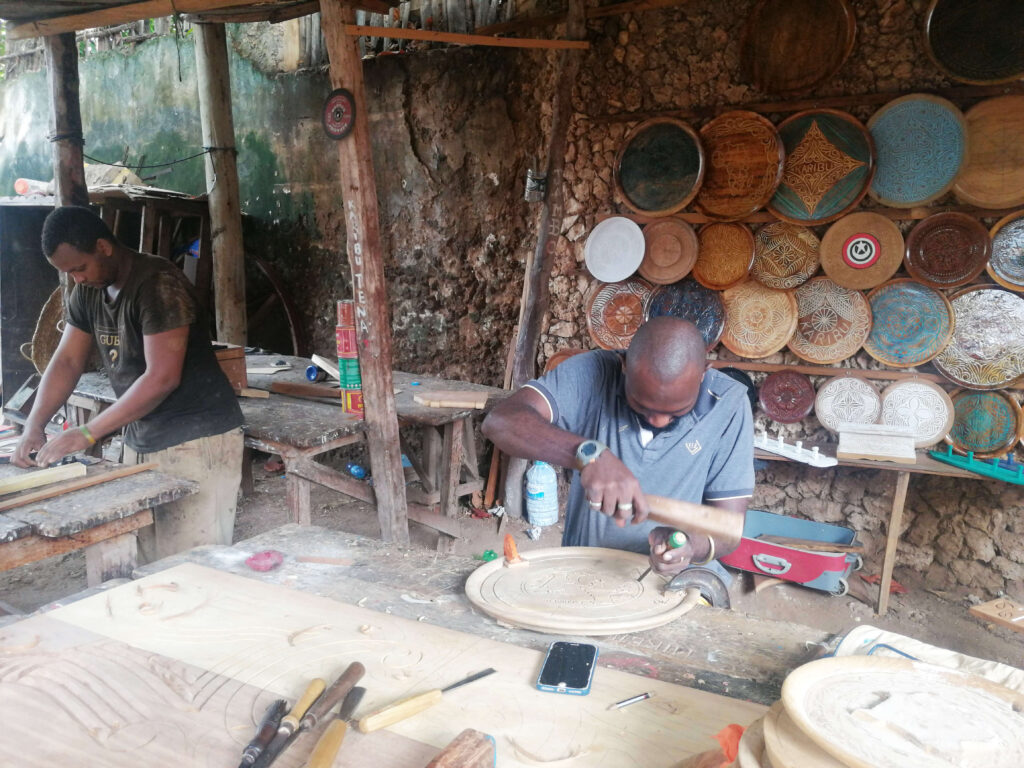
[323,88,357,140]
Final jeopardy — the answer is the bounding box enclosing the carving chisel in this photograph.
[299,662,366,732]
[237,698,287,768]
[358,668,497,733]
[251,677,326,768]
[302,686,367,768]
[637,530,688,582]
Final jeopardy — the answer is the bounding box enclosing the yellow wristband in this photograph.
[79,425,97,446]
[691,535,716,566]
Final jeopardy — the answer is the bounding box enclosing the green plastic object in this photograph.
[476,549,498,562]
[928,445,1024,486]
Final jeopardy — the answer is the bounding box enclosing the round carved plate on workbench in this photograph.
[584,277,655,350]
[693,223,756,290]
[904,212,992,289]
[762,701,846,768]
[760,371,816,424]
[583,216,646,283]
[695,111,785,221]
[739,0,857,95]
[788,277,872,364]
[864,279,955,367]
[638,218,699,284]
[933,285,1024,390]
[615,118,705,217]
[954,96,1024,209]
[768,110,875,226]
[751,222,821,290]
[720,281,798,358]
[988,210,1024,292]
[948,389,1023,458]
[814,375,881,433]
[644,278,725,350]
[925,0,1024,85]
[464,547,700,635]
[880,379,955,448]
[782,656,1024,768]
[867,94,966,207]
[737,716,769,768]
[820,212,905,290]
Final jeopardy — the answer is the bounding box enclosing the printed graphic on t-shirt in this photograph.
[95,324,121,367]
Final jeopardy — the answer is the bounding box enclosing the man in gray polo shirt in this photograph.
[482,317,753,578]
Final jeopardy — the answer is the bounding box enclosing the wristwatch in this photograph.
[575,439,608,471]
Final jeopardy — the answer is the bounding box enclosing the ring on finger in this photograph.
[588,499,602,510]
[616,502,634,511]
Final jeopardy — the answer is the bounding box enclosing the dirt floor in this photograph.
[2,454,1022,670]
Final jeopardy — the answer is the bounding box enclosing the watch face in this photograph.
[579,441,597,459]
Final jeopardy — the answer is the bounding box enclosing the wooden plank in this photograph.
[344,25,590,48]
[969,597,1024,635]
[311,353,342,381]
[436,421,463,553]
[475,12,566,35]
[44,32,88,207]
[756,535,865,554]
[0,510,153,572]
[235,387,271,398]
[707,360,954,385]
[0,463,87,497]
[587,0,692,19]
[271,380,344,399]
[877,470,911,616]
[0,463,155,513]
[413,391,488,409]
[838,424,917,464]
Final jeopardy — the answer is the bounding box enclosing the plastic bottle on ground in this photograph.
[525,461,559,527]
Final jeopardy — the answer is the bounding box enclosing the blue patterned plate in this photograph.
[644,277,725,350]
[948,389,1022,458]
[864,279,955,367]
[867,95,966,207]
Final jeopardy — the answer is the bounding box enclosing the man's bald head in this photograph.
[626,317,706,383]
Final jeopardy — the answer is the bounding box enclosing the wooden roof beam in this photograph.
[9,0,254,39]
[184,0,393,25]
[344,25,589,49]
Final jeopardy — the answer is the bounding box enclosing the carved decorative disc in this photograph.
[615,118,705,216]
[820,212,904,290]
[693,223,755,290]
[867,94,967,207]
[695,110,785,221]
[638,218,699,284]
[880,379,955,448]
[769,110,874,225]
[814,375,881,433]
[949,389,1023,458]
[585,277,654,350]
[464,547,699,635]
[954,96,1024,209]
[788,277,872,364]
[584,216,646,283]
[751,222,821,290]
[760,371,816,423]
[720,281,798,358]
[763,702,846,768]
[925,0,1024,85]
[904,212,992,289]
[644,278,725,350]
[988,210,1024,292]
[934,285,1024,390]
[864,279,955,367]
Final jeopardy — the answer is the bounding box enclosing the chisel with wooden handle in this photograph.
[251,678,326,768]
[299,662,366,732]
[237,698,287,768]
[302,686,366,768]
[358,668,497,733]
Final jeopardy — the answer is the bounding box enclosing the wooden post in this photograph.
[44,32,88,207]
[877,470,911,615]
[319,0,410,545]
[194,22,248,345]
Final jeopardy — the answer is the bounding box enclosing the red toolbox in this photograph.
[720,509,861,596]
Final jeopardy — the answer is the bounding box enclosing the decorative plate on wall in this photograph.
[751,222,821,290]
[693,222,756,290]
[584,216,646,282]
[880,379,955,448]
[925,0,1024,85]
[695,110,785,221]
[740,0,857,95]
[904,212,992,289]
[615,118,705,216]
[988,210,1024,292]
[864,279,955,367]
[760,371,816,423]
[820,212,904,290]
[953,96,1024,209]
[584,277,655,350]
[788,277,873,364]
[867,94,966,207]
[768,110,875,226]
[815,375,881,433]
[933,285,1024,390]
[948,389,1023,458]
[644,278,725,350]
[720,281,798,358]
[638,218,699,284]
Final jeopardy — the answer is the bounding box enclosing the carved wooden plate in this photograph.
[768,110,875,225]
[880,379,955,448]
[788,277,872,364]
[954,96,1024,209]
[820,212,905,290]
[814,374,881,433]
[864,279,955,367]
[759,371,816,424]
[615,118,705,217]
[584,216,646,282]
[867,94,966,207]
[720,281,798,358]
[933,285,1024,390]
[740,0,857,95]
[693,223,755,290]
[464,547,699,635]
[763,701,846,768]
[988,210,1024,292]
[925,0,1024,85]
[904,212,992,289]
[737,716,769,768]
[695,110,785,221]
[751,222,821,290]
[644,278,725,350]
[948,389,1023,458]
[584,277,655,350]
[638,218,699,284]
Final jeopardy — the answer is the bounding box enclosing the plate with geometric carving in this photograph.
[988,210,1024,292]
[644,278,725,350]
[760,371,816,423]
[465,547,699,635]
[880,379,955,448]
[720,281,798,358]
[948,389,1023,458]
[693,223,756,290]
[933,285,1024,390]
[751,222,821,290]
[904,212,992,289]
[768,109,875,226]
[615,118,705,217]
[788,277,873,364]
[864,279,955,367]
[815,375,881,433]
[584,277,655,350]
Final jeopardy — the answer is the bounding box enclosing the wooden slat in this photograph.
[0,509,153,572]
[0,463,156,513]
[0,463,86,497]
[8,0,248,39]
[344,24,590,48]
[707,360,950,384]
[877,470,911,615]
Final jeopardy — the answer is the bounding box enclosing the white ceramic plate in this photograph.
[584,217,646,282]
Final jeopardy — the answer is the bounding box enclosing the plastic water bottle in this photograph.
[525,461,559,527]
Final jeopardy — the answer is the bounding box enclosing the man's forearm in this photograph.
[86,373,178,440]
[482,398,584,469]
[24,355,85,433]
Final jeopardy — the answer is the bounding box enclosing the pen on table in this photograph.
[608,692,653,711]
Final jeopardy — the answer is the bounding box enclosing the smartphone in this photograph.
[536,641,598,695]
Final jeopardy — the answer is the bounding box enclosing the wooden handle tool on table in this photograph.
[252,678,326,768]
[237,699,287,768]
[426,728,496,768]
[358,668,497,734]
[300,662,366,731]
[302,686,366,768]
[644,495,745,551]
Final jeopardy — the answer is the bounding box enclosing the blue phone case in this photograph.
[536,642,598,695]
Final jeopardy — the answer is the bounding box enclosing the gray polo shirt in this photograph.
[526,350,754,553]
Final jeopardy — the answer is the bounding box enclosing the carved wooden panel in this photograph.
[933,286,1024,389]
[904,212,991,289]
[693,222,755,290]
[788,277,872,364]
[720,281,798,359]
[585,277,655,350]
[751,222,820,290]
